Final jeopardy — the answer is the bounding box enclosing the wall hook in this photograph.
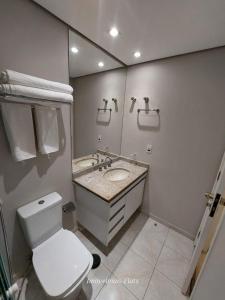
[143,97,149,103]
[103,98,108,104]
[112,98,117,103]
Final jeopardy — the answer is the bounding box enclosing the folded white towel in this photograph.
[1,103,36,161]
[34,106,59,154]
[0,84,73,103]
[0,70,73,94]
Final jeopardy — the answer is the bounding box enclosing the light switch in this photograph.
[97,135,102,142]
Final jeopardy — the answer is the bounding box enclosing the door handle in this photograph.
[205,192,214,208]
[205,192,214,200]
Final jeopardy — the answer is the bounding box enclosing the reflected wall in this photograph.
[70,68,127,157]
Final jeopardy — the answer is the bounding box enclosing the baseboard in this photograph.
[148,212,195,240]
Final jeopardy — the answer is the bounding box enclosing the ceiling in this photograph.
[69,30,122,78]
[34,0,225,66]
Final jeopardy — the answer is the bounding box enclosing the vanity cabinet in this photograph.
[75,174,146,246]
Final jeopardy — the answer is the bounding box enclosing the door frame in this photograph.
[190,185,225,299]
[182,151,225,295]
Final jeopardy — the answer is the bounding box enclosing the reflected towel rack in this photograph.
[0,93,64,109]
[97,108,112,112]
[137,108,160,114]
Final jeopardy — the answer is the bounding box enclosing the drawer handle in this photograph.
[109,204,125,221]
[109,216,124,233]
[110,177,146,206]
[110,196,124,208]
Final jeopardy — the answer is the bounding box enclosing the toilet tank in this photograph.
[17,192,63,249]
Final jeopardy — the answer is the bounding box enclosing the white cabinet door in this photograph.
[124,178,145,222]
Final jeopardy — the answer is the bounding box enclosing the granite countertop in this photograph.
[74,159,148,202]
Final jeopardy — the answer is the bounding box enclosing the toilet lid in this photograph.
[32,229,92,298]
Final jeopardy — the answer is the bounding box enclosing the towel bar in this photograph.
[97,108,112,112]
[137,108,160,113]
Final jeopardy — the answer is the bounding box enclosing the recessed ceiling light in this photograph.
[134,51,141,58]
[109,27,119,37]
[71,47,79,54]
[98,61,104,68]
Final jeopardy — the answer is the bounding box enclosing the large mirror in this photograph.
[69,30,127,173]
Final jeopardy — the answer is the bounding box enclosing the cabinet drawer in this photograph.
[109,206,125,231]
[108,215,124,243]
[109,196,126,218]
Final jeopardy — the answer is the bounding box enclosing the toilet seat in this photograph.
[32,229,92,298]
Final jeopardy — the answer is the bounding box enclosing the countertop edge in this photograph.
[73,170,148,203]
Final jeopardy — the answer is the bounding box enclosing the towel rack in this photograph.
[0,94,65,109]
[137,108,160,114]
[97,108,112,112]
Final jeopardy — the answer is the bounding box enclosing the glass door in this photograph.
[0,205,13,300]
[0,254,11,300]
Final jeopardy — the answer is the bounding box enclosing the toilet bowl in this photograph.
[17,192,93,299]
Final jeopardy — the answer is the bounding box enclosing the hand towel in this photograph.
[34,106,59,154]
[0,84,73,103]
[1,103,36,161]
[0,70,73,94]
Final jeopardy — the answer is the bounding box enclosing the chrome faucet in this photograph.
[92,152,100,164]
[104,156,112,167]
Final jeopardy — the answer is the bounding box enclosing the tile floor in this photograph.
[25,212,193,300]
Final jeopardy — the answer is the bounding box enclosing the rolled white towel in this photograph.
[0,69,73,94]
[0,84,73,103]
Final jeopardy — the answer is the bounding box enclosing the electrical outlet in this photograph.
[146,144,152,154]
[97,135,102,142]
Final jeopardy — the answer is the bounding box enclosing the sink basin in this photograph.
[76,158,98,168]
[104,168,130,182]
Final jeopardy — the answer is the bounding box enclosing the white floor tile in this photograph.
[131,229,164,266]
[92,242,128,272]
[26,271,47,300]
[165,229,193,260]
[145,220,169,244]
[114,248,154,299]
[96,275,137,300]
[80,264,111,300]
[120,213,148,246]
[144,270,188,300]
[156,246,189,288]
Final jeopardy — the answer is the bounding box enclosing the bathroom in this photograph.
[0,0,225,299]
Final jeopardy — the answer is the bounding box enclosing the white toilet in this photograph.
[17,192,93,299]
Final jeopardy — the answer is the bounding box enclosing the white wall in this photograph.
[0,0,75,278]
[121,48,225,238]
[71,68,127,157]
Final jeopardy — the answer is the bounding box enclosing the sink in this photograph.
[104,168,130,182]
[76,158,98,168]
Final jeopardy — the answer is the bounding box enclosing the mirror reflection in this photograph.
[69,30,127,174]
